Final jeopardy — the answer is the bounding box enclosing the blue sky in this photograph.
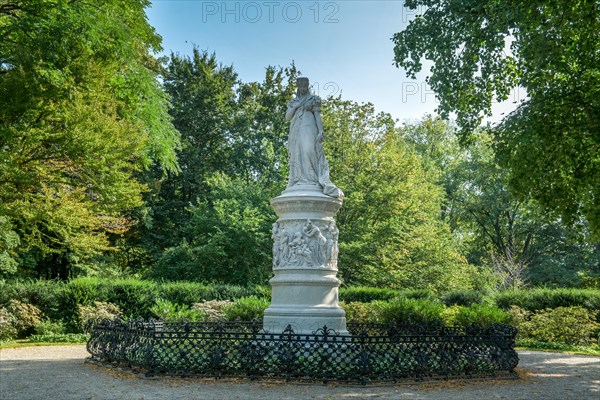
[147,1,519,123]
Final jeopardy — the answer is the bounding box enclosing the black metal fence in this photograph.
[86,319,519,384]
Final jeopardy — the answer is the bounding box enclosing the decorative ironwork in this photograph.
[86,319,519,384]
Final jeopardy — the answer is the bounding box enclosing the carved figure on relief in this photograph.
[325,220,339,263]
[303,219,327,265]
[288,232,312,267]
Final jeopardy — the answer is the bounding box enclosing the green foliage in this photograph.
[515,339,600,356]
[0,278,270,327]
[0,0,180,279]
[0,279,66,322]
[494,288,600,313]
[222,297,270,322]
[323,99,475,292]
[33,320,66,335]
[378,298,444,326]
[192,300,233,322]
[442,290,485,307]
[28,333,89,343]
[519,307,599,346]
[150,174,275,284]
[397,289,438,302]
[78,301,121,332]
[159,282,269,304]
[339,287,399,303]
[0,216,19,276]
[393,1,600,237]
[150,298,204,322]
[405,119,600,289]
[444,304,510,328]
[340,301,373,324]
[132,52,296,277]
[0,307,17,341]
[7,300,43,336]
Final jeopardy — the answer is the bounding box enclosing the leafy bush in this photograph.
[379,298,444,325]
[149,299,204,322]
[340,300,385,324]
[519,306,599,346]
[8,300,43,336]
[494,288,600,313]
[222,297,269,321]
[339,287,399,303]
[192,300,233,322]
[33,320,66,335]
[0,307,17,341]
[446,304,510,328]
[339,287,437,303]
[0,280,66,322]
[159,282,269,304]
[506,305,531,328]
[398,289,438,302]
[442,290,485,307]
[78,301,122,329]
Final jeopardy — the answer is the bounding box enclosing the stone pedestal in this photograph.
[263,184,347,335]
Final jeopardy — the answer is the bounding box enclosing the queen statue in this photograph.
[285,77,343,199]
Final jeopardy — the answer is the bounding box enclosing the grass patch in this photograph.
[0,338,87,349]
[516,339,600,356]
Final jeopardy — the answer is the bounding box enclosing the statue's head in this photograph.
[297,77,309,95]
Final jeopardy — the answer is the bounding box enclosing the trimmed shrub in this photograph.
[379,298,445,325]
[519,306,600,346]
[339,287,399,303]
[222,297,269,321]
[494,288,600,313]
[446,304,510,328]
[442,290,485,307]
[340,301,388,324]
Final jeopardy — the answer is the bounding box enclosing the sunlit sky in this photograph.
[147,1,520,124]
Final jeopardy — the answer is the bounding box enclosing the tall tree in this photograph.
[0,0,180,279]
[392,0,600,238]
[138,53,298,282]
[323,100,477,292]
[404,117,600,288]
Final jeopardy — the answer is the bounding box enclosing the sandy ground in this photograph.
[0,345,598,400]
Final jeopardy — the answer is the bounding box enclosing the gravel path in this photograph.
[1,345,598,400]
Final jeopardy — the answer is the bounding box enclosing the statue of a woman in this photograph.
[286,77,343,198]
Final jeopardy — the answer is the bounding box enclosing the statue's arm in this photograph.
[285,101,298,121]
[313,105,325,142]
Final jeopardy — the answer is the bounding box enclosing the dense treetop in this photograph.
[393,0,600,238]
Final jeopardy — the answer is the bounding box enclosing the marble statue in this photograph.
[264,77,347,335]
[286,77,343,199]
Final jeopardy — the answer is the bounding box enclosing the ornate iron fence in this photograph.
[86,320,519,384]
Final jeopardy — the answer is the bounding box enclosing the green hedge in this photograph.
[0,278,270,328]
[494,288,600,313]
[339,287,435,303]
[1,280,598,331]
